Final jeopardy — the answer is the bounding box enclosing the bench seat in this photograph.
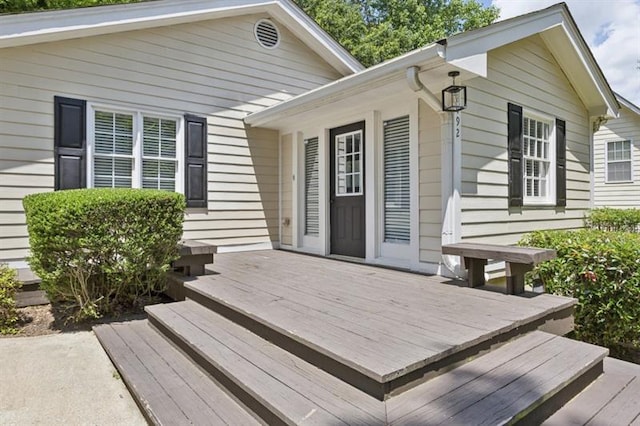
[442,243,556,294]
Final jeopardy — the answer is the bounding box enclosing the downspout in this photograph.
[405,66,464,277]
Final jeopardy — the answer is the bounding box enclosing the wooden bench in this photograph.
[442,243,556,294]
[172,240,217,277]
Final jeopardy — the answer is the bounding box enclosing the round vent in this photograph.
[254,19,280,49]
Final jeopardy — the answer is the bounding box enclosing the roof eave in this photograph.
[615,93,640,116]
[244,43,444,127]
[0,0,362,75]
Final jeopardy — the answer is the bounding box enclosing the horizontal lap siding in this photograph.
[418,100,442,263]
[594,107,640,208]
[460,35,590,245]
[0,14,342,263]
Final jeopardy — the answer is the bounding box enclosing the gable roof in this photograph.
[246,2,619,127]
[0,0,363,76]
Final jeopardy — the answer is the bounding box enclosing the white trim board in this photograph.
[245,3,618,128]
[0,0,362,76]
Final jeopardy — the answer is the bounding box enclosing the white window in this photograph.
[523,113,555,204]
[383,116,410,243]
[335,130,362,196]
[89,106,182,192]
[606,140,633,182]
[304,137,320,236]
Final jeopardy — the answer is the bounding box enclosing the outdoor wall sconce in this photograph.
[442,71,467,112]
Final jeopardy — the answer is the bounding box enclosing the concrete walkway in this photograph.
[0,332,146,425]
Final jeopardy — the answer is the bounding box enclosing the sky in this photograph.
[485,0,640,107]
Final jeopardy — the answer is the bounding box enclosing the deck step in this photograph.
[386,330,608,425]
[543,357,640,425]
[146,300,387,426]
[183,273,575,400]
[93,320,261,426]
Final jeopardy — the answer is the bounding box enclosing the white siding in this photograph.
[418,100,442,263]
[460,34,590,245]
[0,14,342,263]
[594,107,640,207]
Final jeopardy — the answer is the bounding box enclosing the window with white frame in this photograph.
[523,113,554,203]
[606,140,632,182]
[304,137,319,236]
[335,131,362,195]
[383,116,410,243]
[91,107,180,192]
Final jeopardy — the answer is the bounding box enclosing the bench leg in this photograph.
[506,263,533,295]
[185,264,205,277]
[464,257,487,288]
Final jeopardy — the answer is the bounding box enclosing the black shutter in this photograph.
[184,114,208,208]
[54,96,86,190]
[507,103,523,207]
[556,118,567,207]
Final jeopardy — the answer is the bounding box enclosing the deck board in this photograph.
[544,357,640,425]
[94,321,261,426]
[387,331,607,425]
[147,301,387,425]
[190,250,575,383]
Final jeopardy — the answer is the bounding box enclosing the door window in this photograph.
[335,130,362,196]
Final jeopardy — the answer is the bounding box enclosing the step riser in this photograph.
[147,313,288,426]
[516,360,604,425]
[185,283,575,400]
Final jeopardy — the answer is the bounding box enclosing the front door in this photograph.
[330,121,365,257]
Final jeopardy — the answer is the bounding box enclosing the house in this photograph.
[0,0,361,268]
[594,93,640,207]
[0,1,618,281]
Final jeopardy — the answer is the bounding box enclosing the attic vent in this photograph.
[254,19,280,49]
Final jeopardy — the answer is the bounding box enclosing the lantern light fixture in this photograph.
[441,71,467,112]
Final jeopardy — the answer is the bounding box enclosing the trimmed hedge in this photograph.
[0,265,21,334]
[24,188,185,321]
[520,229,640,360]
[585,207,640,233]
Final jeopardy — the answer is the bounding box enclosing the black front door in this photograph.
[330,121,365,258]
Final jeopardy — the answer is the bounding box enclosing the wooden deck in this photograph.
[184,250,575,398]
[95,249,638,425]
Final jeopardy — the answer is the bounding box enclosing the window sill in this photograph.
[605,180,634,184]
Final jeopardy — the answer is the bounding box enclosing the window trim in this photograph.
[605,139,634,184]
[334,129,363,197]
[522,108,556,206]
[86,102,185,193]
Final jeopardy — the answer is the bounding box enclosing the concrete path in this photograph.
[0,332,146,425]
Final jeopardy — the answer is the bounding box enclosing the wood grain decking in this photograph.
[93,249,636,425]
[186,250,575,393]
[543,357,640,425]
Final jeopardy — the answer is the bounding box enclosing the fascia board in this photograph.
[0,0,362,75]
[245,43,444,127]
[445,7,564,64]
[555,9,619,118]
[268,1,363,74]
[446,3,618,118]
[616,93,640,116]
[0,0,269,47]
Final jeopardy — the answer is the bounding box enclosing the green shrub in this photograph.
[23,188,185,321]
[585,207,640,232]
[520,229,640,359]
[0,265,22,335]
